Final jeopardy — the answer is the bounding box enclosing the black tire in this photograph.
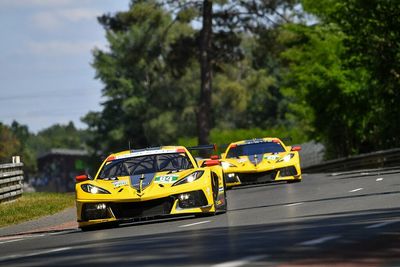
[287,179,301,184]
[219,177,228,213]
[80,222,119,231]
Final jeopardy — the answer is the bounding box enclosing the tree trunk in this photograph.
[197,0,213,147]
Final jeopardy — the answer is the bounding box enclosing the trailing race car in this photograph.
[75,145,226,230]
[220,138,302,188]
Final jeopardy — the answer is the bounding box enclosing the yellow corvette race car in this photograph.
[220,138,302,188]
[75,145,226,230]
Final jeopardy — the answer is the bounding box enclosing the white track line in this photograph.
[179,220,211,228]
[212,255,268,267]
[365,221,396,229]
[376,178,384,182]
[0,247,71,262]
[0,239,24,245]
[349,188,363,193]
[285,202,304,207]
[298,235,341,246]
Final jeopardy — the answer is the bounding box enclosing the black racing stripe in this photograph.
[248,154,264,166]
[130,173,157,191]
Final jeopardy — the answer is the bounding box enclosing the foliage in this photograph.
[279,0,400,158]
[84,0,301,156]
[0,121,88,177]
[0,123,20,164]
[83,1,197,154]
[10,121,37,174]
[280,23,371,157]
[327,0,400,149]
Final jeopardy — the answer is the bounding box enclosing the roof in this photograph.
[38,148,89,159]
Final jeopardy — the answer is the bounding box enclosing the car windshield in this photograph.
[98,153,194,179]
[227,142,285,158]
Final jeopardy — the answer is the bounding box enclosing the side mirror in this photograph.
[204,159,220,167]
[210,155,219,160]
[76,174,89,182]
[291,146,302,152]
[220,153,226,159]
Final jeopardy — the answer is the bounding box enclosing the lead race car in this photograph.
[220,138,302,188]
[75,145,227,230]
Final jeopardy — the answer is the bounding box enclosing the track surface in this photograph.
[1,171,400,266]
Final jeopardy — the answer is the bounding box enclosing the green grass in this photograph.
[0,192,75,228]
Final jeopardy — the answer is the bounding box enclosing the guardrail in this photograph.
[303,148,400,173]
[0,156,24,203]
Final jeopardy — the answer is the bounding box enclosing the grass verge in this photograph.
[0,192,75,228]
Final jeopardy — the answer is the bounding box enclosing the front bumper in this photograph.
[224,165,301,187]
[77,190,212,227]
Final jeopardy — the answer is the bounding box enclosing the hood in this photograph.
[94,169,194,194]
[224,152,289,167]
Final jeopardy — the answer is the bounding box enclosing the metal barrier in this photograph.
[303,148,400,173]
[0,157,24,203]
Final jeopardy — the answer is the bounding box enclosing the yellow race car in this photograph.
[75,145,226,230]
[220,138,302,188]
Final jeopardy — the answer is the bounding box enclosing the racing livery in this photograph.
[75,146,227,230]
[220,138,302,187]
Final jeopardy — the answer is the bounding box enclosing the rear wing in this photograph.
[187,144,217,151]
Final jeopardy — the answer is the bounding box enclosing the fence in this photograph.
[298,141,325,168]
[303,148,400,173]
[0,156,24,203]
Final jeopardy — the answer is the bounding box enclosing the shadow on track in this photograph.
[3,207,400,266]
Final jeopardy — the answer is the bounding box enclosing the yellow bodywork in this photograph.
[75,146,226,230]
[220,138,302,188]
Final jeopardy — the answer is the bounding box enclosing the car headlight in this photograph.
[172,171,204,186]
[276,153,295,163]
[221,161,237,170]
[81,184,110,194]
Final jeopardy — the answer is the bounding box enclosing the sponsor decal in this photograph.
[244,138,265,144]
[116,149,176,160]
[154,175,179,184]
[112,180,128,188]
[218,187,224,192]
[265,155,280,160]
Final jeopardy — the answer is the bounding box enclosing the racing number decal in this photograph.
[154,175,179,184]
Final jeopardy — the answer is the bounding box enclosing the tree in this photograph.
[280,23,371,157]
[278,0,400,158]
[164,0,299,145]
[84,1,197,154]
[85,0,300,156]
[328,0,400,149]
[0,123,20,164]
[10,121,37,174]
[32,122,87,155]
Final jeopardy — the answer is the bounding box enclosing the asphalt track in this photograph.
[1,171,400,266]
